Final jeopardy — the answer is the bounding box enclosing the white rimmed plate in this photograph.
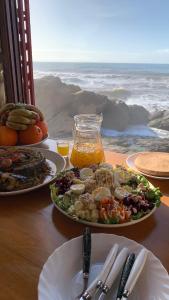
[51,193,156,228]
[38,233,169,300]
[126,152,169,180]
[0,147,66,196]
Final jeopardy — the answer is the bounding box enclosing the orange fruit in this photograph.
[0,125,18,146]
[36,120,48,138]
[18,125,43,145]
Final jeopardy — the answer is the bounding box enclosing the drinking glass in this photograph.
[57,141,69,157]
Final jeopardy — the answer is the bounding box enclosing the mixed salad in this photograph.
[50,163,161,225]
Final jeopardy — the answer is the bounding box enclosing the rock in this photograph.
[102,101,130,131]
[149,110,165,121]
[163,111,169,118]
[103,136,169,154]
[35,76,80,121]
[34,76,152,137]
[148,109,169,131]
[47,111,73,137]
[69,90,108,116]
[128,105,150,125]
[149,113,169,131]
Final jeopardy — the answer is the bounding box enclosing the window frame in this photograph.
[0,0,35,104]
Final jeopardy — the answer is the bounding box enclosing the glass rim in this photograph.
[74,113,103,122]
[56,141,69,144]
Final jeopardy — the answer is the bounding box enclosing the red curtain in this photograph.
[0,0,35,105]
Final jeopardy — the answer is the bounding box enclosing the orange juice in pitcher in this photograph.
[70,114,105,168]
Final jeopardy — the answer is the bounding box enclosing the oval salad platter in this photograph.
[50,163,161,228]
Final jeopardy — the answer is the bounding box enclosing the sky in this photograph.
[30,0,169,63]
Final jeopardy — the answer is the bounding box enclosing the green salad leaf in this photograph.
[102,216,120,224]
[136,175,162,207]
[132,211,144,220]
[50,183,73,211]
[145,187,162,207]
[50,183,59,200]
[137,175,149,187]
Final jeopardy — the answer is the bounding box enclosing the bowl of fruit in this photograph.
[0,103,48,146]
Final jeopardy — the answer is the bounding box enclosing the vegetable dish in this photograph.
[51,163,161,225]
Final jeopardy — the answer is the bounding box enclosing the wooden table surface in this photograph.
[0,140,169,300]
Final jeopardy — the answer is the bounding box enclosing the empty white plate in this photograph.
[38,233,169,300]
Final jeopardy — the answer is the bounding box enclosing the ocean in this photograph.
[33,62,169,113]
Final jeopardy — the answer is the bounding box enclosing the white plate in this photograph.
[126,152,169,180]
[0,148,66,196]
[51,194,156,228]
[38,233,169,300]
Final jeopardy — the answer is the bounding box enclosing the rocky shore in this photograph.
[149,110,169,131]
[35,76,169,153]
[103,136,169,154]
[35,76,150,136]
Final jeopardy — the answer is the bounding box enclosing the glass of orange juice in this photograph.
[57,141,69,157]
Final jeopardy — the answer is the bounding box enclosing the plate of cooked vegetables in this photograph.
[0,146,66,195]
[50,163,162,227]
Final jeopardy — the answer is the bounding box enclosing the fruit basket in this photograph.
[0,103,48,146]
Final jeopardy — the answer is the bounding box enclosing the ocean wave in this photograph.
[110,87,131,99]
[63,77,86,84]
[33,67,169,113]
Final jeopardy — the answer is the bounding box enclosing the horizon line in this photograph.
[33,61,169,65]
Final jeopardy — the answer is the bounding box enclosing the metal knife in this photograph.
[81,243,119,300]
[76,227,91,299]
[116,253,135,300]
[121,248,148,299]
[82,227,91,289]
[98,247,128,300]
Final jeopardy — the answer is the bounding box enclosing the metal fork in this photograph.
[76,227,91,299]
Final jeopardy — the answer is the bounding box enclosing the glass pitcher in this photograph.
[70,114,105,168]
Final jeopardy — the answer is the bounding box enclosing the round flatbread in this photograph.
[135,152,169,177]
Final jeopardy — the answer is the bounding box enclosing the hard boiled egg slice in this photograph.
[80,168,94,180]
[114,186,131,200]
[113,168,132,186]
[70,184,85,195]
[92,187,111,201]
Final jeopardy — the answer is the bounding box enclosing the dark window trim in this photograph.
[0,0,35,105]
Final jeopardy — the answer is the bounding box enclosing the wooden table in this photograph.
[0,140,169,300]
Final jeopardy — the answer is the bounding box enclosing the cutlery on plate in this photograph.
[121,248,148,299]
[76,227,91,299]
[98,247,128,300]
[116,253,135,300]
[81,243,119,300]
